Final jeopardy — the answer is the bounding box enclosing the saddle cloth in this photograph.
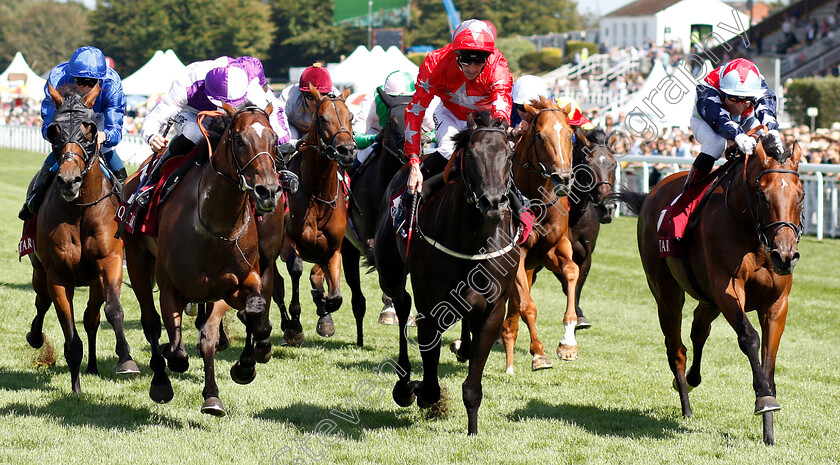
[657,174,717,258]
[18,215,37,260]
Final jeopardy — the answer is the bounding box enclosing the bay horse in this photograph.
[25,82,138,394]
[374,112,519,435]
[122,105,280,415]
[342,88,412,346]
[492,98,580,374]
[616,132,804,445]
[279,86,356,345]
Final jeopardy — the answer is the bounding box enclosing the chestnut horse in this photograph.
[25,83,138,393]
[342,88,412,345]
[493,98,580,374]
[122,105,280,415]
[616,133,804,445]
[279,87,356,345]
[374,112,518,435]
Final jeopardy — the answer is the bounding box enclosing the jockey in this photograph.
[686,57,781,190]
[351,70,416,171]
[509,74,550,138]
[276,62,342,152]
[404,19,513,195]
[19,46,127,221]
[137,56,294,202]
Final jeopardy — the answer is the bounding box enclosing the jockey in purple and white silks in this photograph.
[19,46,127,221]
[685,58,782,190]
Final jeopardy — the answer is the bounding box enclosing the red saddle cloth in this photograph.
[18,215,37,260]
[139,155,192,237]
[657,175,716,258]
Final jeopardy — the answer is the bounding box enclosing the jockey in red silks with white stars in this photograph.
[404,19,513,195]
[686,58,781,190]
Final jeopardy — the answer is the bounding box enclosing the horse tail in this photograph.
[361,247,377,272]
[608,191,647,215]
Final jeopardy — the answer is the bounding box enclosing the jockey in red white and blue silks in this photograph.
[685,58,782,190]
[404,19,513,195]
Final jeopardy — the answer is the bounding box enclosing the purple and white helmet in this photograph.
[205,65,250,108]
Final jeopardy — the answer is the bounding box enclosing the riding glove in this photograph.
[735,133,756,155]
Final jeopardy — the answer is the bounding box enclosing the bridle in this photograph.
[302,97,356,164]
[517,108,573,179]
[455,126,512,207]
[200,107,275,193]
[380,103,409,163]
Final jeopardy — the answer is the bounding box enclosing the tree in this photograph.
[0,0,91,74]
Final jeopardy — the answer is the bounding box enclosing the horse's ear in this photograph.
[377,86,395,108]
[467,113,477,129]
[522,103,536,122]
[265,102,274,116]
[341,87,351,100]
[221,101,236,116]
[757,139,773,167]
[560,102,573,115]
[308,84,323,101]
[82,81,101,108]
[48,83,62,107]
[575,126,590,146]
[790,140,802,169]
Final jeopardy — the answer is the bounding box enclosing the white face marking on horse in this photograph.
[599,155,606,163]
[781,179,788,190]
[553,121,568,158]
[250,122,266,139]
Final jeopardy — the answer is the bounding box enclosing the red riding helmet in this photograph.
[451,19,497,53]
[299,63,332,94]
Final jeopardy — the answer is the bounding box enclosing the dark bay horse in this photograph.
[495,98,580,374]
[279,87,356,345]
[122,105,280,415]
[25,83,138,393]
[616,133,804,445]
[342,88,412,345]
[374,112,518,435]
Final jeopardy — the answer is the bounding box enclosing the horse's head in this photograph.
[748,133,805,275]
[377,88,412,163]
[308,85,357,168]
[46,82,101,202]
[217,104,282,214]
[517,97,575,195]
[453,112,512,223]
[573,127,617,223]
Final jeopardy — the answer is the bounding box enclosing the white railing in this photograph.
[0,125,151,166]
[614,155,840,240]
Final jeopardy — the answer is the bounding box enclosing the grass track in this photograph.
[0,148,838,464]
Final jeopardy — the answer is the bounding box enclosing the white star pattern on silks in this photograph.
[405,123,418,141]
[408,102,426,116]
[447,82,483,110]
[492,95,508,113]
[417,79,432,92]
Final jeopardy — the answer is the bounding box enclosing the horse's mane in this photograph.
[526,96,557,111]
[452,111,505,153]
[55,83,86,99]
[760,133,791,163]
[581,126,607,145]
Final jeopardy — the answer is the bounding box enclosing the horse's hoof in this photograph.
[166,353,189,373]
[201,397,226,417]
[494,336,503,346]
[316,314,335,337]
[755,396,781,415]
[408,380,426,406]
[575,316,592,330]
[672,378,694,393]
[230,362,256,385]
[407,313,417,327]
[505,366,514,376]
[393,383,416,407]
[184,303,198,317]
[557,343,578,361]
[149,381,174,404]
[378,307,398,325]
[283,329,305,347]
[531,355,553,371]
[116,359,140,374]
[449,341,467,363]
[255,340,272,364]
[26,331,44,349]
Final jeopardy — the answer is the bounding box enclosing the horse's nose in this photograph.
[336,144,357,167]
[477,193,507,223]
[56,175,81,191]
[550,171,574,195]
[253,183,280,213]
[770,248,800,276]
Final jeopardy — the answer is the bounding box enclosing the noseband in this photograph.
[459,126,511,206]
[308,97,355,163]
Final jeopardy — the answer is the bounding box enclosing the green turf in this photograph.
[0,148,838,464]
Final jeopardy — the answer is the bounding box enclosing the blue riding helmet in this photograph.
[68,46,108,80]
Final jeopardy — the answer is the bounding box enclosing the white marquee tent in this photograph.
[0,52,47,99]
[122,49,186,96]
[330,45,419,94]
[619,61,698,131]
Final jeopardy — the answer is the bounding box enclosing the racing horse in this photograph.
[24,82,138,393]
[490,98,580,374]
[279,86,356,345]
[374,112,519,435]
[122,105,280,415]
[615,131,804,445]
[342,88,412,346]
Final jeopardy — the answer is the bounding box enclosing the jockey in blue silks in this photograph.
[19,46,127,221]
[685,57,782,190]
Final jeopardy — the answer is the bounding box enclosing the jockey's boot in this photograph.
[508,183,535,244]
[133,135,196,207]
[683,152,716,191]
[114,168,128,182]
[278,170,300,194]
[18,162,55,221]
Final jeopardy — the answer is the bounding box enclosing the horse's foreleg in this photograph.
[686,302,720,389]
[82,285,104,375]
[254,254,276,363]
[198,302,227,416]
[653,271,690,417]
[392,291,415,407]
[572,245,595,328]
[158,281,189,374]
[515,267,551,372]
[416,314,444,413]
[228,271,265,385]
[48,279,82,394]
[758,297,789,446]
[27,263,52,351]
[342,243,366,346]
[554,238,580,361]
[317,250,344,337]
[463,297,506,435]
[100,254,138,374]
[284,247,305,345]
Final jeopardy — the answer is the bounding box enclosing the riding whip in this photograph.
[400,192,420,298]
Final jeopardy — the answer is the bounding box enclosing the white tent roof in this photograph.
[619,61,697,130]
[122,50,186,96]
[0,52,47,99]
[330,45,420,94]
